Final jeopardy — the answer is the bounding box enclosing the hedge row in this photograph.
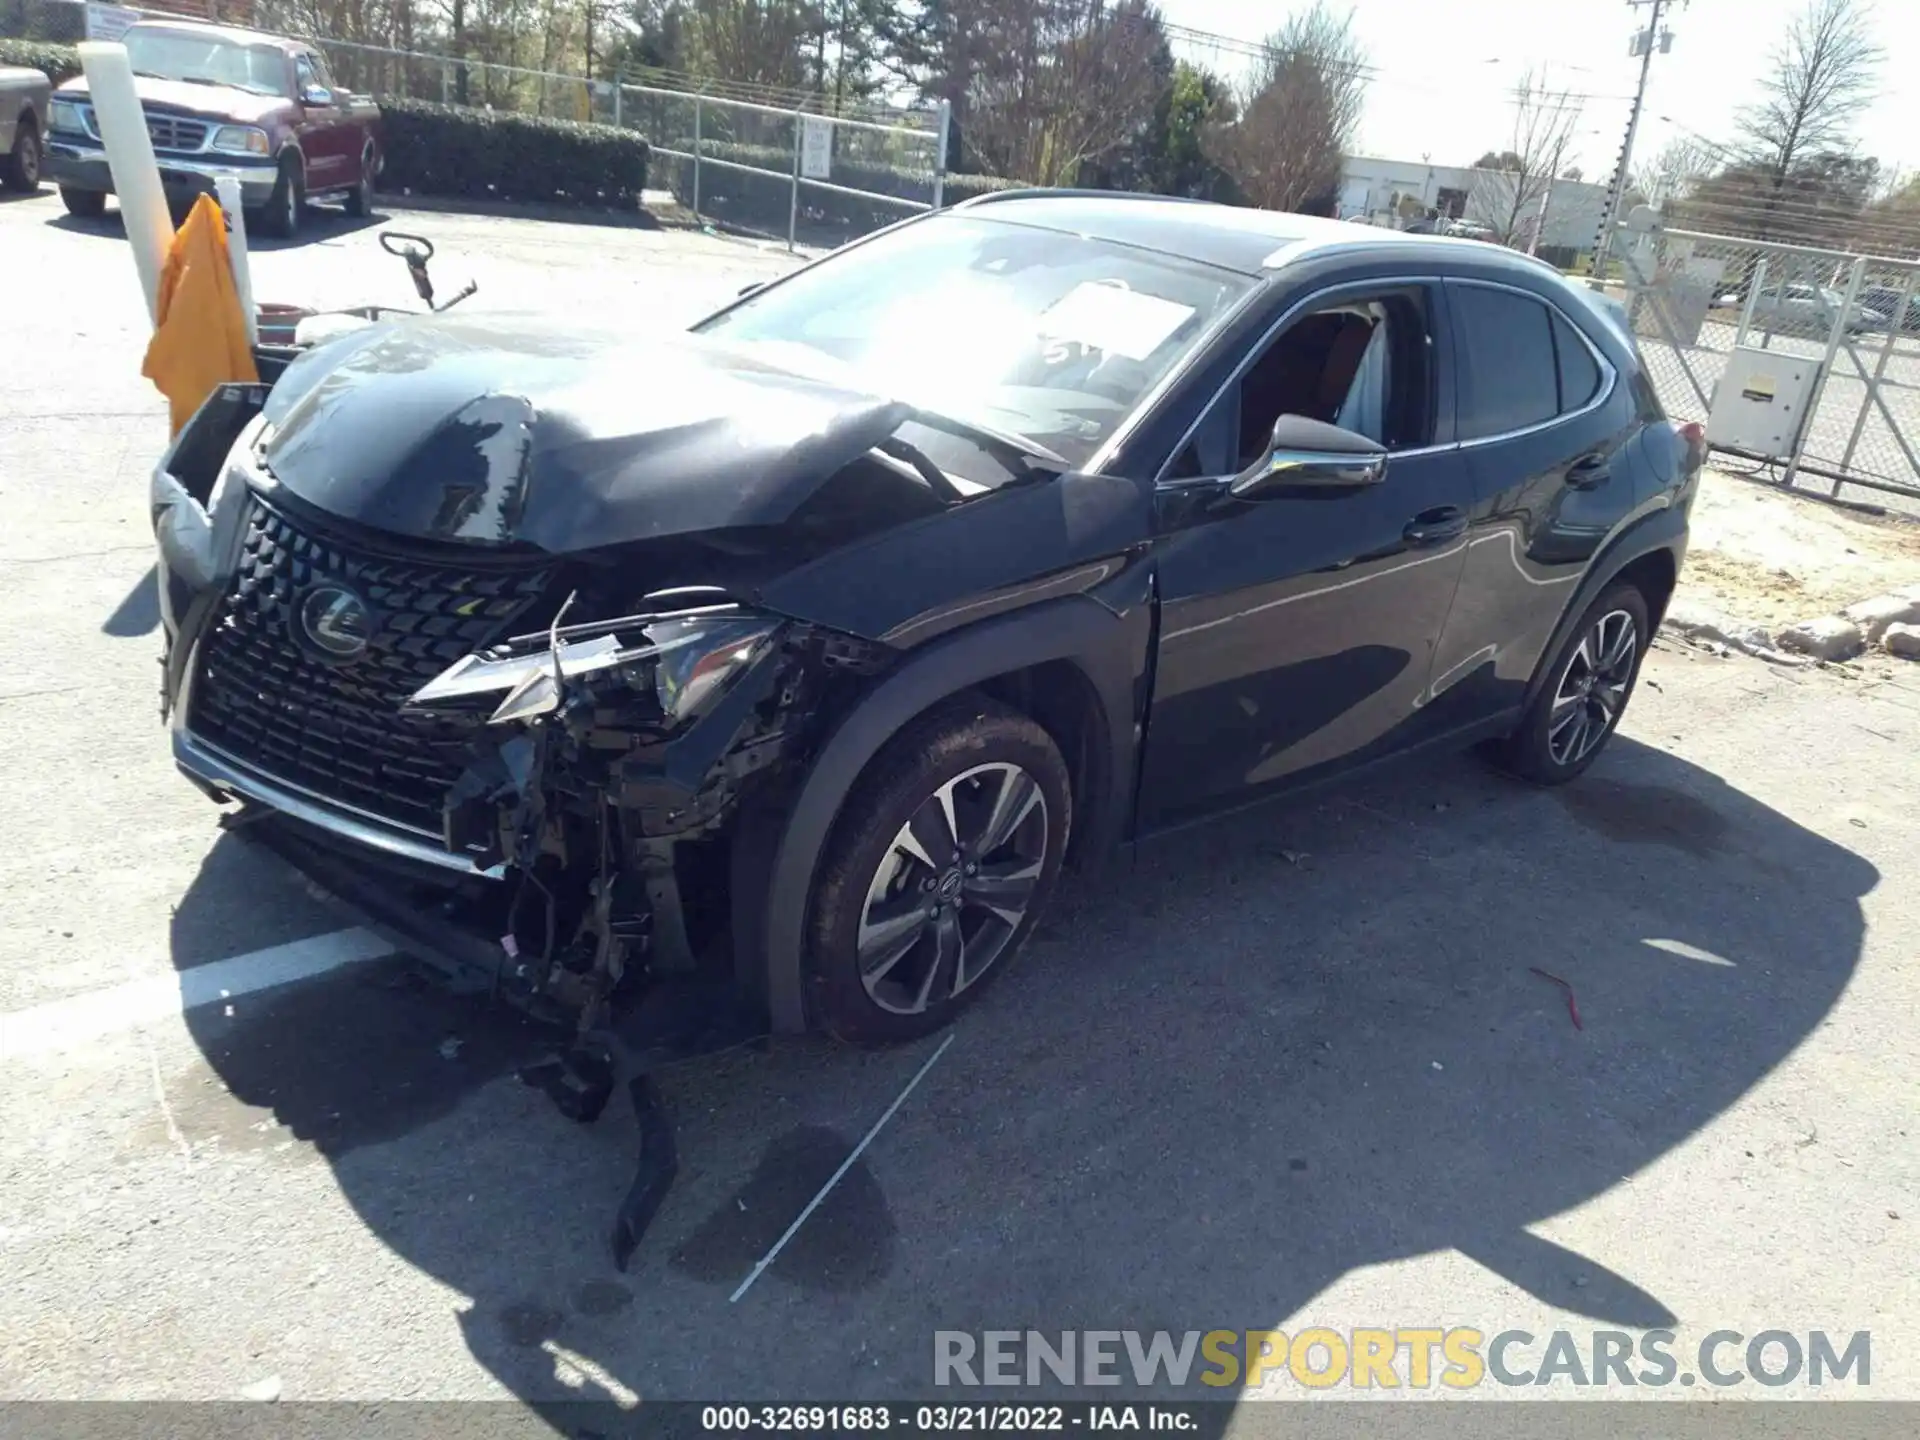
[377,97,650,208]
[0,37,81,84]
[659,139,1019,234]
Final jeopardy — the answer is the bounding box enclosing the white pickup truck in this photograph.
[1,64,50,192]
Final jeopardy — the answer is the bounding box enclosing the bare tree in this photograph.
[677,0,817,89]
[1466,69,1581,247]
[1205,1,1368,213]
[1737,0,1882,182]
[1633,134,1718,208]
[961,0,1171,187]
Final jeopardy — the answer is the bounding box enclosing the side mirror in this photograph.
[1229,413,1388,500]
[300,84,335,107]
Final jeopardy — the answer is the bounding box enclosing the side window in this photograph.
[1452,285,1558,440]
[295,54,322,97]
[1551,312,1602,412]
[1167,287,1436,479]
[309,52,337,91]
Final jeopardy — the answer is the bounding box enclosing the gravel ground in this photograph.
[1,189,1917,1420]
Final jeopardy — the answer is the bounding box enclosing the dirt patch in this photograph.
[1678,468,1920,629]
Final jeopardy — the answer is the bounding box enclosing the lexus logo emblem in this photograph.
[297,585,371,659]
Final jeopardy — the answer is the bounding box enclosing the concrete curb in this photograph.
[1667,587,1920,667]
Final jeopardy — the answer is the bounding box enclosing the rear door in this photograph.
[1136,276,1478,833]
[1426,278,1642,725]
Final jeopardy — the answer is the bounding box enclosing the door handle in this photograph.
[1404,506,1467,546]
[1567,454,1611,490]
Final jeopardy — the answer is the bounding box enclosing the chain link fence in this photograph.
[1610,219,1920,512]
[309,37,958,247]
[4,0,955,247]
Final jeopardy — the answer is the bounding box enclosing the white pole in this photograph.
[79,41,173,326]
[932,98,951,209]
[213,174,257,348]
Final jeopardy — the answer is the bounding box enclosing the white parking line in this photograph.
[0,928,395,1061]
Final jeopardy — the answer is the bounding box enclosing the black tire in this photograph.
[806,695,1072,1044]
[1490,580,1652,785]
[343,145,375,217]
[59,183,105,218]
[258,152,303,238]
[2,117,41,193]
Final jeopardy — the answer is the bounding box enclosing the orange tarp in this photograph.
[141,192,258,435]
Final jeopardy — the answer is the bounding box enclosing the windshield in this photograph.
[695,214,1254,470]
[123,26,287,97]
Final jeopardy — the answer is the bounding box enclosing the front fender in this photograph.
[745,587,1149,1035]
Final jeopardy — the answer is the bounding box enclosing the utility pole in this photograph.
[1589,0,1684,286]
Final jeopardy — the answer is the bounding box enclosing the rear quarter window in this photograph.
[1451,284,1559,440]
[1551,313,1602,411]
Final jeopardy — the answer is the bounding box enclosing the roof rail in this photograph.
[954,187,1216,210]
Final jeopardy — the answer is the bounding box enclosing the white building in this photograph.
[1336,155,1610,255]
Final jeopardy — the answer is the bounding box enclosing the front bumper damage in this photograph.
[153,386,892,1267]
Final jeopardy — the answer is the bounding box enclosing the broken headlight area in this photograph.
[405,602,889,1037]
[389,601,891,1268]
[410,604,781,732]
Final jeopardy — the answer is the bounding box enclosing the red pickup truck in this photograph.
[45,18,380,238]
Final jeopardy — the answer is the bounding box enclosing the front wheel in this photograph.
[1490,581,1651,785]
[256,152,303,238]
[806,696,1072,1044]
[59,183,106,218]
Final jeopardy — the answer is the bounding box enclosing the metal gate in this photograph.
[1607,217,1920,511]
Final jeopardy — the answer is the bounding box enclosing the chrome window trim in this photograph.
[1445,277,1619,450]
[1145,274,1440,486]
[1144,271,1622,487]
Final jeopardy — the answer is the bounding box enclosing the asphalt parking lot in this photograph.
[2,188,1918,1416]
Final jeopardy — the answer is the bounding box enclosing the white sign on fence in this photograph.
[800,116,833,182]
[84,3,141,41]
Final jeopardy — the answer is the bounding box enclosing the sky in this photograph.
[1156,0,1920,187]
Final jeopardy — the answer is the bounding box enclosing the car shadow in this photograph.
[167,732,1872,1418]
[102,563,159,636]
[44,203,386,247]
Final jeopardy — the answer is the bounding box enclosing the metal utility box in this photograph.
[1705,347,1824,462]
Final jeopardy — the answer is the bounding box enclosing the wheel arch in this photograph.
[744,593,1146,1034]
[1523,504,1687,715]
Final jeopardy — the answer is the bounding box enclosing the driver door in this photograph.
[293,50,347,190]
[1136,280,1477,833]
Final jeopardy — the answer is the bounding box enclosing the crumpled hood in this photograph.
[57,75,290,126]
[255,312,916,554]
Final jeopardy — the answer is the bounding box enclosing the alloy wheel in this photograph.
[856,762,1049,1016]
[1549,608,1637,767]
[20,131,40,187]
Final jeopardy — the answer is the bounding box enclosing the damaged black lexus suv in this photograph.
[152,192,1701,1257]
